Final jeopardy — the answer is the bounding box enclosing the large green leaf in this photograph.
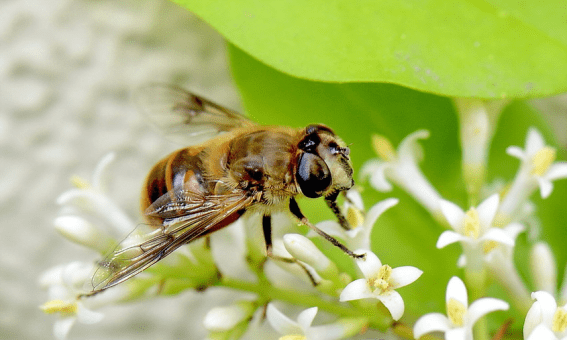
[227,44,567,329]
[175,0,567,98]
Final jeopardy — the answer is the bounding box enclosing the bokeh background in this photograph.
[0,0,244,339]
[1,0,566,339]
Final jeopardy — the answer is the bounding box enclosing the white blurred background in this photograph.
[1,1,566,340]
[0,0,243,339]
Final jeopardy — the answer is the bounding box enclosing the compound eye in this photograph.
[296,152,331,198]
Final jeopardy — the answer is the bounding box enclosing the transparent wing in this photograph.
[90,188,255,293]
[134,84,255,145]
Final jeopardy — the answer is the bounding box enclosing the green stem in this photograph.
[219,275,392,331]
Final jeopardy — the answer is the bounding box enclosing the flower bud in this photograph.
[283,234,338,280]
[203,301,255,332]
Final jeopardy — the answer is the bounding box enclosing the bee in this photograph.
[88,85,362,294]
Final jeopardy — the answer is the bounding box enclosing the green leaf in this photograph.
[227,44,567,329]
[175,0,567,98]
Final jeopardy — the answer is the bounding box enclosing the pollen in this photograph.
[279,335,306,340]
[372,134,396,162]
[483,240,498,254]
[531,146,556,176]
[463,207,480,239]
[40,299,78,317]
[447,298,466,327]
[70,175,90,189]
[347,206,364,229]
[368,265,392,293]
[552,307,567,333]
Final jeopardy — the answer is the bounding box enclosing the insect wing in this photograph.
[90,188,255,293]
[134,84,255,145]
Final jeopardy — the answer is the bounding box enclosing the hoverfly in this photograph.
[88,84,362,294]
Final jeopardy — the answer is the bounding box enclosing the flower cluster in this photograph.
[40,120,567,340]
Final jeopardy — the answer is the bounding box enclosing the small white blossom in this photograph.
[524,291,567,340]
[315,189,398,250]
[39,262,125,340]
[266,304,361,340]
[499,128,567,220]
[361,130,442,218]
[414,276,509,340]
[339,249,422,321]
[436,194,515,271]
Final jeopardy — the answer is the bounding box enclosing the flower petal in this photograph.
[377,290,405,321]
[446,277,468,307]
[413,313,451,338]
[364,198,399,232]
[313,221,345,238]
[545,162,567,181]
[266,304,302,335]
[536,177,554,199]
[345,189,364,210]
[506,145,526,160]
[76,304,104,324]
[369,162,394,192]
[524,301,544,339]
[53,317,76,340]
[526,323,557,340]
[525,128,545,156]
[297,307,318,331]
[397,129,430,161]
[389,266,422,289]
[476,194,499,229]
[354,249,382,278]
[439,199,465,231]
[436,231,466,249]
[339,279,374,301]
[467,297,509,326]
[481,228,515,246]
[532,291,558,325]
[446,327,468,340]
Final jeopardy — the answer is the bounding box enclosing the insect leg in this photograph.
[325,191,351,231]
[262,214,318,286]
[289,198,365,259]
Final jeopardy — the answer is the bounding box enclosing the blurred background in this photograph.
[0,0,245,339]
[1,0,566,340]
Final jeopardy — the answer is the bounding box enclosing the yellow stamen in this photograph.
[463,207,480,239]
[483,241,498,254]
[70,175,90,189]
[40,299,78,317]
[531,147,556,176]
[368,265,392,293]
[447,298,466,327]
[346,206,364,229]
[552,308,567,333]
[279,336,306,340]
[372,135,396,162]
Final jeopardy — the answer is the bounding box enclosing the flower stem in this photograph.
[219,275,392,331]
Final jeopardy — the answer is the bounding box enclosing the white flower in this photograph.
[266,304,362,340]
[339,250,422,321]
[436,194,515,271]
[56,152,135,236]
[499,128,567,219]
[314,189,398,250]
[414,277,509,340]
[524,291,567,340]
[361,130,442,218]
[39,262,125,340]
